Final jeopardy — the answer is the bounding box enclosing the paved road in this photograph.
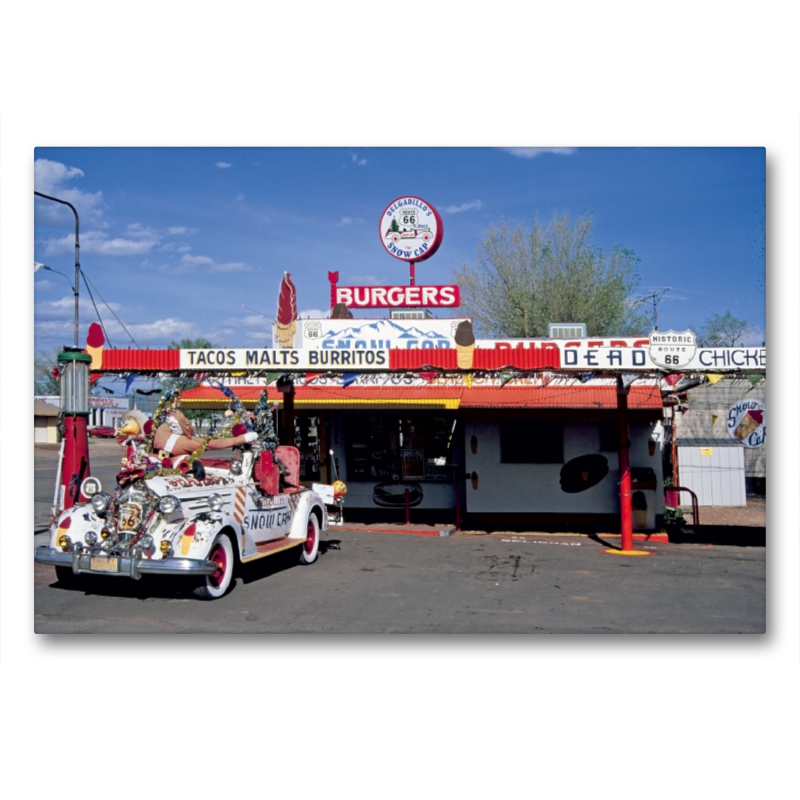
[34,441,765,634]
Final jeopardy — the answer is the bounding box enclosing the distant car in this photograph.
[88,426,117,438]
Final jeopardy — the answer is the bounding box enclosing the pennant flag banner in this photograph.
[498,370,516,388]
[125,373,137,393]
[707,373,724,384]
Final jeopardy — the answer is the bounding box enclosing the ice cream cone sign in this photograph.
[276,272,298,348]
[454,320,476,369]
[86,322,104,370]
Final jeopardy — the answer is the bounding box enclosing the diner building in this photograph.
[174,316,667,532]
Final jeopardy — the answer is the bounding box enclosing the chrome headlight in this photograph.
[208,494,224,512]
[91,492,112,515]
[81,476,102,497]
[140,534,154,549]
[84,531,98,546]
[159,495,180,514]
[230,459,243,476]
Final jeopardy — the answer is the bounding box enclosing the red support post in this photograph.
[409,261,416,286]
[617,379,633,551]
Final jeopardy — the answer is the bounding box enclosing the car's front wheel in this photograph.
[194,533,235,600]
[298,514,319,565]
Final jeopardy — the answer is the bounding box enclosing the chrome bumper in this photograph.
[34,546,218,580]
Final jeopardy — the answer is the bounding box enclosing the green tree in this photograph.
[34,348,61,395]
[451,212,650,338]
[169,337,215,350]
[699,311,754,347]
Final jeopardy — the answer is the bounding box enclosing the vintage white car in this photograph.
[35,442,328,600]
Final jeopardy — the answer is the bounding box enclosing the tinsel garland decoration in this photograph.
[139,378,244,479]
[145,377,198,453]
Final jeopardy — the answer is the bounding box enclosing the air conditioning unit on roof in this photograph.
[389,309,433,319]
[548,323,587,339]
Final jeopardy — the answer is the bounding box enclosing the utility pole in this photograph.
[35,191,81,347]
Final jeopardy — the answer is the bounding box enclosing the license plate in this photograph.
[90,556,119,573]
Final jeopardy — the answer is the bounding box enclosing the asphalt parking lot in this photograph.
[34,441,766,634]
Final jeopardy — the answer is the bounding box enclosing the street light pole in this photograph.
[35,263,74,293]
[35,191,80,347]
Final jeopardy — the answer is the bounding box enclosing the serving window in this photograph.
[344,413,458,482]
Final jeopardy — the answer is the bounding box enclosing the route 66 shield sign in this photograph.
[648,330,697,369]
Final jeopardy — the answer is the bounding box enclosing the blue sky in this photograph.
[34,146,766,367]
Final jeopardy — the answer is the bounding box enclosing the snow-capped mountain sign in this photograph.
[299,318,470,349]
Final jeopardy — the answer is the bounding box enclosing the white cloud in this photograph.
[441,200,484,214]
[500,147,577,158]
[125,223,160,239]
[35,159,84,187]
[181,254,215,267]
[122,318,201,342]
[35,295,120,321]
[179,253,251,273]
[210,261,248,272]
[337,217,365,226]
[43,229,158,256]
[34,158,105,225]
[350,153,368,166]
[216,162,232,168]
[167,226,187,235]
[298,308,327,319]
[158,241,191,253]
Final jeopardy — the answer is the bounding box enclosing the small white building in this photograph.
[34,399,60,444]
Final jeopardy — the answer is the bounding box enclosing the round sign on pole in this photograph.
[726,399,766,448]
[379,196,443,262]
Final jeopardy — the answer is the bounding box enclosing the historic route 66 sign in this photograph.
[380,196,443,262]
[648,330,697,369]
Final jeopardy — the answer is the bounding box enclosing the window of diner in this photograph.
[499,419,564,464]
[598,421,619,452]
[344,413,457,482]
[293,414,322,481]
